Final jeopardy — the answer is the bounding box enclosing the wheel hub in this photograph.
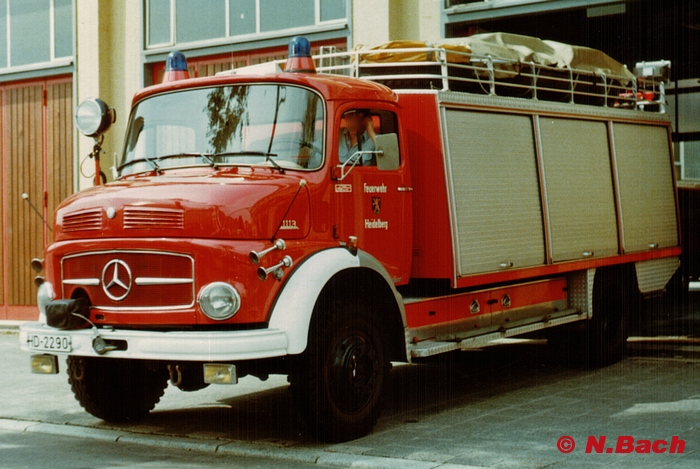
[328,333,380,414]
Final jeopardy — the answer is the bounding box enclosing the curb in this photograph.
[0,418,487,469]
[0,320,24,333]
[627,336,700,344]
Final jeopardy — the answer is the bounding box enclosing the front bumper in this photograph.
[19,322,289,361]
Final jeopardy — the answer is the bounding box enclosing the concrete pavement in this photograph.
[2,324,700,468]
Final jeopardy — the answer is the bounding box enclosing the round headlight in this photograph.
[198,282,241,320]
[75,98,115,137]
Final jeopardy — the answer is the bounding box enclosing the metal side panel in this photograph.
[539,118,619,262]
[613,123,678,252]
[567,269,596,319]
[409,309,585,358]
[635,257,680,293]
[443,109,545,276]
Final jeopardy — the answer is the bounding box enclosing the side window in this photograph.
[338,109,399,170]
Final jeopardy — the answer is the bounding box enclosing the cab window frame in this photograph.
[336,106,400,171]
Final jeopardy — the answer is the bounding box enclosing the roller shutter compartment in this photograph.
[612,123,678,253]
[444,109,545,276]
[539,118,619,262]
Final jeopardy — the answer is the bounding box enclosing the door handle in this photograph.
[397,187,413,192]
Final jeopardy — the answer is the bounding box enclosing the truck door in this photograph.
[332,108,412,285]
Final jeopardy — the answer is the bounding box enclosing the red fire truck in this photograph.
[20,34,680,442]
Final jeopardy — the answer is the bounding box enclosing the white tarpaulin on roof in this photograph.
[356,32,635,84]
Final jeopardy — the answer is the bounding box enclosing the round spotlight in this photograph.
[75,98,116,138]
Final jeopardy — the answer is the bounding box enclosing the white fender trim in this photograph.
[268,247,405,355]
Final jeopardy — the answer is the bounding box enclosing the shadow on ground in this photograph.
[99,341,592,445]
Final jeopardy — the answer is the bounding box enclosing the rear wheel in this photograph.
[548,269,634,368]
[290,300,389,442]
[587,271,631,367]
[67,357,168,422]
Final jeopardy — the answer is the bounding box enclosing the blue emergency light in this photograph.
[288,36,311,59]
[166,51,188,72]
[285,36,316,73]
[162,51,191,83]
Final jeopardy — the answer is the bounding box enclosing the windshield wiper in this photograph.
[208,151,284,173]
[118,156,160,173]
[208,151,277,158]
[121,153,220,173]
[156,152,218,166]
[118,151,281,174]
[267,155,285,174]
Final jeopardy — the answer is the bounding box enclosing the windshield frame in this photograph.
[118,82,326,179]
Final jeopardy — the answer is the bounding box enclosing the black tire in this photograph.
[587,271,631,367]
[67,357,169,422]
[290,300,390,442]
[548,269,633,368]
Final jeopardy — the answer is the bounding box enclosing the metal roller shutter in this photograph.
[444,109,545,276]
[613,123,678,252]
[539,118,619,261]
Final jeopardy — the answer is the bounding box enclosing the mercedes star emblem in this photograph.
[101,259,133,301]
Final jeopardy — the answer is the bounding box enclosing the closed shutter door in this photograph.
[0,110,2,305]
[5,85,45,306]
[46,80,74,242]
[1,77,73,315]
[539,118,619,261]
[613,123,678,252]
[444,109,545,276]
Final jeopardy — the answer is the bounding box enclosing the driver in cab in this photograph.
[339,109,377,166]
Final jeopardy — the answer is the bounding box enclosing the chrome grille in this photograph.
[124,207,184,230]
[63,208,102,232]
[61,250,195,311]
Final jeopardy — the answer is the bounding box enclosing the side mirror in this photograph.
[75,98,116,138]
[375,133,400,171]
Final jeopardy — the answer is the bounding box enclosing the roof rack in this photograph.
[308,44,668,113]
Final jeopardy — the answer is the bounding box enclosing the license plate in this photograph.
[26,334,72,352]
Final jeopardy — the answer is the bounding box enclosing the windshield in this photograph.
[120,84,324,176]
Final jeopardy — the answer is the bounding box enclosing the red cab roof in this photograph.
[132,71,399,107]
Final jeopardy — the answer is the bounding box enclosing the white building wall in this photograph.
[352,0,441,47]
[76,0,142,191]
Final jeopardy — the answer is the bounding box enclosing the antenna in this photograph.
[22,193,52,231]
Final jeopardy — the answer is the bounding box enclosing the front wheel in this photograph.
[67,357,168,422]
[290,301,389,442]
